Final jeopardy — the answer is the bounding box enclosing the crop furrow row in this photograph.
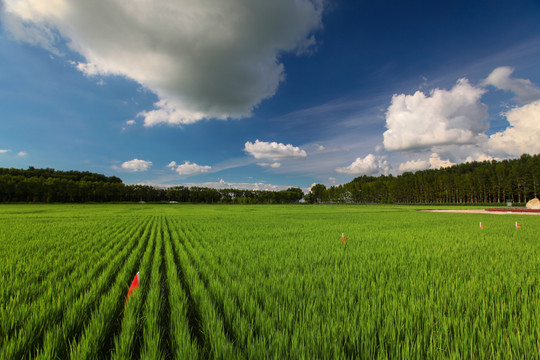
[140,217,165,359]
[67,217,155,359]
[1,218,150,360]
[111,218,158,360]
[177,221,287,357]
[162,217,199,359]
[31,218,152,360]
[0,218,139,342]
[158,217,172,359]
[176,222,281,356]
[169,220,238,359]
[180,234,238,350]
[167,222,206,353]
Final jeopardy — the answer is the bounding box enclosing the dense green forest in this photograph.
[306,154,540,204]
[0,167,303,203]
[1,154,539,204]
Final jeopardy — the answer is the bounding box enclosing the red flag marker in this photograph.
[480,222,483,229]
[342,233,345,243]
[126,272,139,302]
[515,221,521,229]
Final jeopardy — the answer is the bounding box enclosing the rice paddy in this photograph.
[1,204,538,358]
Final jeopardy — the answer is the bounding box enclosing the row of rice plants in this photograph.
[34,217,151,359]
[66,217,154,359]
[1,217,139,344]
[168,218,239,358]
[1,217,149,359]
[0,217,112,311]
[140,218,165,358]
[7,215,150,359]
[220,216,346,358]
[171,217,283,358]
[161,217,199,359]
[184,213,336,357]
[178,220,255,355]
[111,217,158,359]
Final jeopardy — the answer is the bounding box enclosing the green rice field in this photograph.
[1,204,539,359]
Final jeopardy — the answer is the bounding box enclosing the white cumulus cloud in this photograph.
[0,149,9,153]
[121,158,152,172]
[465,153,494,163]
[398,159,429,173]
[172,161,212,175]
[429,153,455,170]
[483,66,540,103]
[335,154,388,176]
[244,140,307,160]
[487,100,540,157]
[3,0,324,125]
[383,79,488,151]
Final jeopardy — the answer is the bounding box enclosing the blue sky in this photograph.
[1,0,540,191]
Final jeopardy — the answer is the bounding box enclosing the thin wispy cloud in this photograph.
[483,66,540,103]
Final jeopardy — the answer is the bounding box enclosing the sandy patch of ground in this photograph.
[423,209,540,215]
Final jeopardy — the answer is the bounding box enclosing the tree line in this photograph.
[306,154,540,204]
[0,168,304,203]
[2,153,539,204]
[0,167,123,184]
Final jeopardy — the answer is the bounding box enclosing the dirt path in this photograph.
[423,209,540,215]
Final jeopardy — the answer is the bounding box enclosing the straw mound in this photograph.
[526,198,540,209]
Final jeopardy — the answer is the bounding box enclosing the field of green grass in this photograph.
[1,204,539,359]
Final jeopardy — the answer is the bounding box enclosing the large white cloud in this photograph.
[347,68,540,177]
[169,161,212,176]
[335,154,388,175]
[244,140,307,160]
[487,100,540,157]
[3,0,324,125]
[121,158,152,172]
[383,79,488,151]
[483,67,540,103]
